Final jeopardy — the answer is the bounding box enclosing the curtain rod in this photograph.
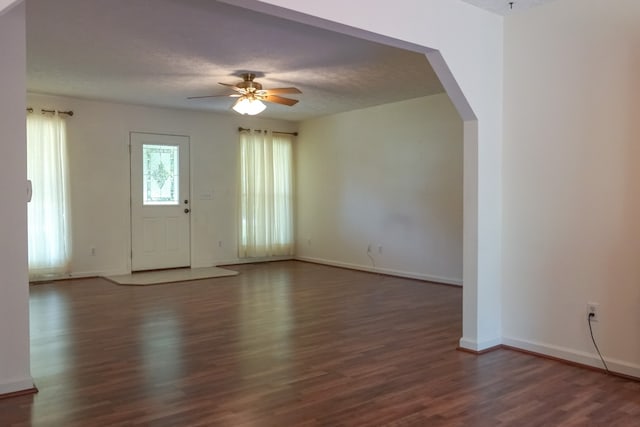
[27,107,74,117]
[238,127,298,136]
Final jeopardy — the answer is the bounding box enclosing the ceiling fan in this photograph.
[188,73,302,115]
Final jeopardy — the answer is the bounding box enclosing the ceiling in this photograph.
[26,0,444,122]
[461,0,557,14]
[27,0,557,122]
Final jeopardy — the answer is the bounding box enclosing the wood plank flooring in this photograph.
[1,261,638,426]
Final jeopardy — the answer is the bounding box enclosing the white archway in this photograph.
[220,0,503,351]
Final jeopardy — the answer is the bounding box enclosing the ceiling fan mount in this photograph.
[235,73,263,92]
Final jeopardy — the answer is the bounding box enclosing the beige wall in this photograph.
[502,0,640,376]
[31,92,463,282]
[28,93,297,276]
[296,94,463,284]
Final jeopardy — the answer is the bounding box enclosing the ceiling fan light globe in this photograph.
[233,97,266,115]
[246,99,266,115]
[232,98,247,114]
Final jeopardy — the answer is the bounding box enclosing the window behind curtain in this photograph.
[238,130,294,258]
[27,113,72,279]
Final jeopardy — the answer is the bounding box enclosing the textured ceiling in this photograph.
[0,0,20,16]
[461,0,558,14]
[26,0,444,122]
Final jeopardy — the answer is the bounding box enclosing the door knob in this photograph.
[184,208,190,213]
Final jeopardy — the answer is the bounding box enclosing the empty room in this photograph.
[1,0,639,425]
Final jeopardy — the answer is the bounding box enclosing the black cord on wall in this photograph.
[367,248,376,271]
[588,313,610,374]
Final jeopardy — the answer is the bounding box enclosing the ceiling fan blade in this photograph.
[187,95,225,99]
[187,93,241,99]
[264,87,302,95]
[218,83,246,94]
[262,95,299,106]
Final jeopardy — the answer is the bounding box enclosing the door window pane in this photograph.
[143,144,179,205]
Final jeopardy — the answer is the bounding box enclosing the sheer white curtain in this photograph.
[238,130,294,258]
[27,112,72,279]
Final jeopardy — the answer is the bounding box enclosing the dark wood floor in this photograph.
[1,261,638,426]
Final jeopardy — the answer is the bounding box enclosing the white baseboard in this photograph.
[502,336,640,379]
[459,336,502,352]
[294,256,462,286]
[0,377,34,395]
[30,269,129,282]
[215,256,294,266]
[40,256,453,283]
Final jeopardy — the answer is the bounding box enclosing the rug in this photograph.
[104,266,238,286]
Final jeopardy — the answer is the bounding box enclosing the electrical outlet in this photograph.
[587,303,599,322]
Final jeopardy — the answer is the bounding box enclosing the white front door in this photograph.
[130,132,190,271]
